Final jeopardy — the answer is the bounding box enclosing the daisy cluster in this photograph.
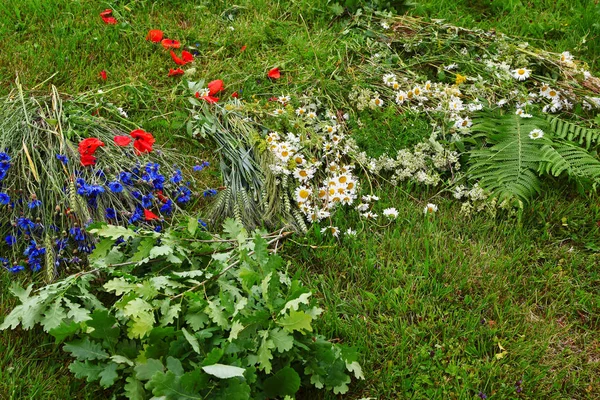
[0,138,211,275]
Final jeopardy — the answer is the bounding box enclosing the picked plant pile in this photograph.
[0,84,209,279]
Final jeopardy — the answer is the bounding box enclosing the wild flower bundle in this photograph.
[0,85,210,278]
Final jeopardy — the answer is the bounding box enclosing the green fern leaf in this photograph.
[539,143,600,181]
[545,116,600,149]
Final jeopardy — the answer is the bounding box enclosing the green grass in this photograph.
[1,0,600,399]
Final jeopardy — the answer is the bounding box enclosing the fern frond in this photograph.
[539,143,600,181]
[468,111,546,202]
[545,115,600,149]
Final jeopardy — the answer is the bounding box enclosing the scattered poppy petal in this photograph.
[231,91,239,98]
[181,50,194,63]
[144,209,160,221]
[100,9,113,17]
[268,67,281,79]
[240,45,247,52]
[161,39,181,49]
[170,50,186,66]
[101,16,117,25]
[80,154,97,167]
[114,136,131,146]
[130,129,155,154]
[208,79,224,95]
[201,96,219,104]
[146,29,163,43]
[168,68,185,77]
[78,138,105,156]
[99,70,107,81]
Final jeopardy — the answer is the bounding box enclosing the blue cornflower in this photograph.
[108,181,124,193]
[78,244,95,254]
[131,190,142,200]
[0,193,10,205]
[9,265,24,273]
[193,165,204,172]
[176,186,192,203]
[160,199,174,215]
[154,225,162,233]
[142,193,154,208]
[87,184,105,197]
[55,238,68,252]
[198,219,207,228]
[170,169,183,184]
[119,172,134,185]
[203,189,218,197]
[17,217,35,232]
[29,261,42,272]
[0,169,7,181]
[5,235,16,246]
[28,199,42,209]
[105,207,117,219]
[0,152,11,162]
[69,226,86,242]
[56,154,69,164]
[128,206,144,224]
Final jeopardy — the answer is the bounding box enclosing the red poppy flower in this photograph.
[168,68,185,77]
[181,50,194,63]
[99,70,107,81]
[146,29,163,43]
[130,129,155,154]
[161,39,181,49]
[201,96,219,104]
[78,138,105,156]
[100,9,112,17]
[240,45,247,52]
[114,136,131,146]
[170,50,186,66]
[231,92,239,98]
[102,16,117,25]
[80,154,97,167]
[208,79,224,95]
[144,209,160,221]
[268,67,281,79]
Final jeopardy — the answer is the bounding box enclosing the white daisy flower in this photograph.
[395,91,408,105]
[272,108,285,116]
[444,63,458,71]
[383,73,397,86]
[294,186,312,203]
[293,167,315,182]
[345,228,357,237]
[383,207,399,219]
[356,203,370,212]
[528,128,544,140]
[306,111,317,120]
[321,226,340,237]
[278,95,291,104]
[370,97,384,107]
[511,67,531,81]
[391,81,401,90]
[560,51,574,64]
[295,107,306,116]
[497,99,508,107]
[454,116,472,130]
[423,203,438,214]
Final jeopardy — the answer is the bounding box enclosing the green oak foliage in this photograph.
[0,219,363,399]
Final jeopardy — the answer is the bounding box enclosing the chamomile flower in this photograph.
[278,95,291,104]
[383,73,397,86]
[293,154,306,165]
[413,86,423,97]
[345,228,357,237]
[294,186,312,203]
[528,128,544,140]
[306,111,317,120]
[370,97,384,108]
[293,167,315,182]
[321,225,340,237]
[273,108,285,116]
[295,107,307,116]
[511,67,531,81]
[560,51,574,64]
[391,81,401,90]
[448,96,464,112]
[395,91,408,105]
[362,211,379,219]
[383,207,399,219]
[454,116,472,130]
[323,125,338,135]
[424,203,438,214]
[197,88,210,97]
[356,203,370,212]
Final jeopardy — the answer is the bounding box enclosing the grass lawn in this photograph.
[1,0,599,398]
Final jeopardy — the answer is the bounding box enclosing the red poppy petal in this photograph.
[201,96,219,104]
[144,209,160,221]
[78,138,105,156]
[100,9,112,17]
[231,92,239,98]
[101,16,117,25]
[170,50,186,66]
[240,45,247,52]
[168,68,185,77]
[99,70,107,81]
[133,139,154,154]
[161,39,181,49]
[207,79,224,96]
[114,136,131,146]
[80,154,97,167]
[146,29,163,43]
[181,50,194,63]
[268,67,281,79]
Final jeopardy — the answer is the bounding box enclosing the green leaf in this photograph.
[49,320,80,343]
[41,299,67,332]
[228,320,245,342]
[129,237,155,263]
[269,328,294,353]
[182,328,200,354]
[212,378,251,400]
[185,312,209,331]
[346,361,365,380]
[63,298,92,323]
[135,358,165,381]
[205,300,229,328]
[87,310,119,340]
[201,364,246,379]
[263,367,301,397]
[124,376,146,400]
[146,371,203,400]
[69,360,104,382]
[280,292,312,315]
[104,278,136,296]
[277,310,313,333]
[89,225,135,240]
[99,362,119,388]
[128,312,155,339]
[222,218,244,241]
[149,245,174,259]
[256,335,275,373]
[64,337,109,361]
[160,300,181,326]
[187,217,198,235]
